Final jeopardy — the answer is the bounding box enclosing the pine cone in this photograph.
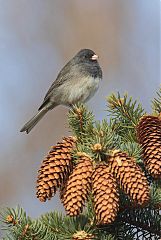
[36,136,76,202]
[61,155,93,216]
[136,115,161,179]
[92,164,119,224]
[108,150,150,206]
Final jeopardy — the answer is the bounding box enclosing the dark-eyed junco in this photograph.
[20,49,102,133]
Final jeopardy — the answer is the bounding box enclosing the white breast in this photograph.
[60,76,101,105]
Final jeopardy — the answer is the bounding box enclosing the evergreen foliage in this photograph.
[152,87,161,115]
[0,90,160,239]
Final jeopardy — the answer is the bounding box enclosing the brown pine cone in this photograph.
[108,150,150,206]
[92,164,119,224]
[136,115,161,179]
[61,154,93,216]
[36,136,76,202]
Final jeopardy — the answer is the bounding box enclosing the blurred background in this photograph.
[0,0,160,220]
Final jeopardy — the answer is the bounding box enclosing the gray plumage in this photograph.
[20,49,102,133]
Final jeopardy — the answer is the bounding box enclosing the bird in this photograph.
[20,49,102,134]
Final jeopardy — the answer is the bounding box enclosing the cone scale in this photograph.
[108,150,150,206]
[92,164,119,224]
[61,155,93,216]
[137,115,161,179]
[36,136,76,202]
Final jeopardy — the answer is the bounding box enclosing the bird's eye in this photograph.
[84,54,93,60]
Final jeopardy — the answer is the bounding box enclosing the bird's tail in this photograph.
[20,108,48,134]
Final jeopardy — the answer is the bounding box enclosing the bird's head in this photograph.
[74,49,99,64]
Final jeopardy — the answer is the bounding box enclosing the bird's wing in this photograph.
[38,61,75,110]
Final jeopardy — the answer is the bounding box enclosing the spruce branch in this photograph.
[41,213,94,240]
[0,206,33,240]
[1,88,161,240]
[0,207,97,240]
[150,181,161,209]
[107,92,145,141]
[68,104,94,140]
[119,142,143,164]
[95,231,115,240]
[152,87,161,115]
[96,221,136,240]
[71,119,117,162]
[107,92,145,126]
[78,120,115,161]
[119,208,161,238]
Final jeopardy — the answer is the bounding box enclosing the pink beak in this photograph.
[91,54,98,60]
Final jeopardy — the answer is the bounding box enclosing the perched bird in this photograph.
[20,49,102,133]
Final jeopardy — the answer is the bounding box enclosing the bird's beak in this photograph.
[91,54,98,60]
